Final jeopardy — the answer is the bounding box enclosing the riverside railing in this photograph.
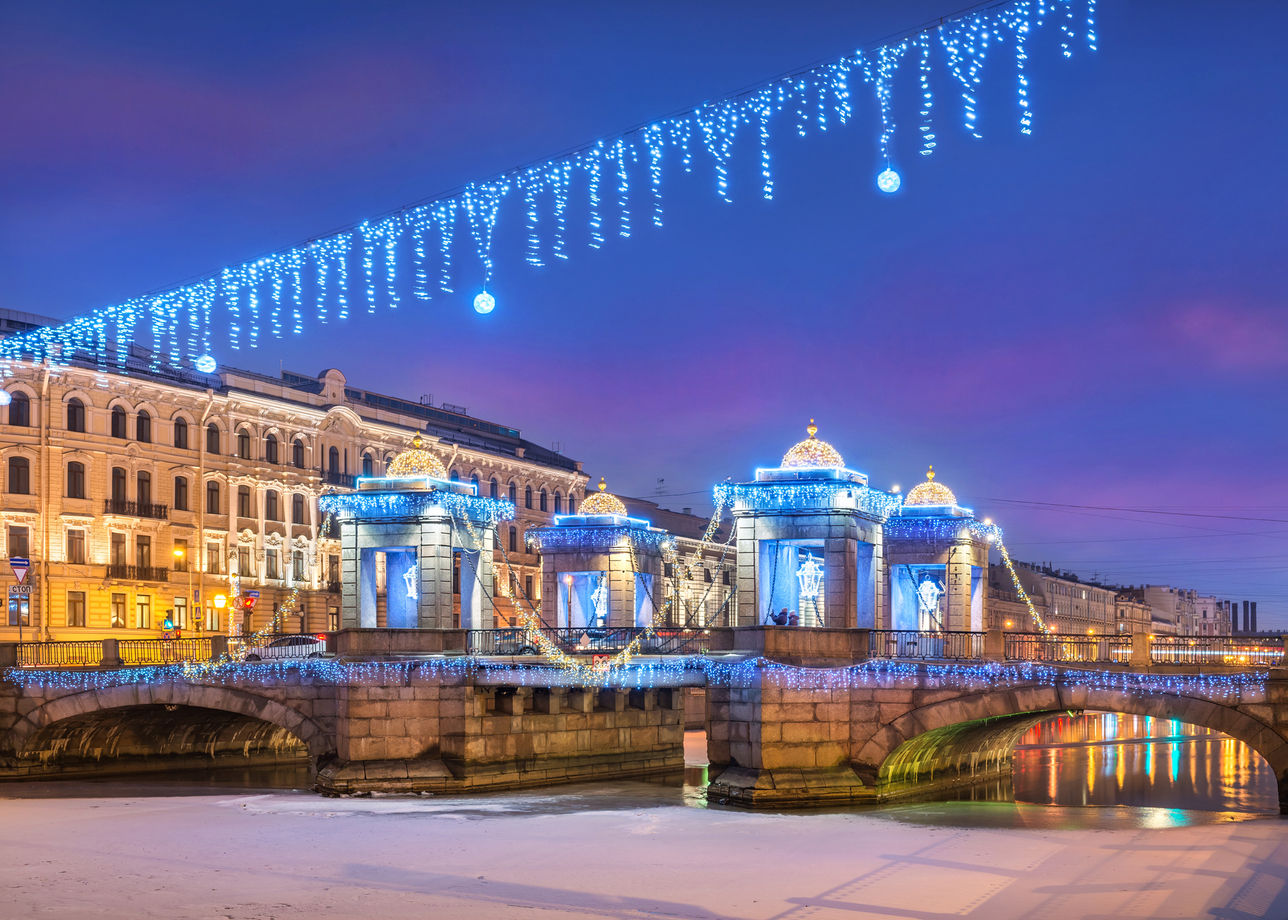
[10,637,224,668]
[118,637,214,666]
[467,627,711,656]
[1004,632,1131,664]
[16,640,105,668]
[869,630,986,660]
[1150,635,1284,666]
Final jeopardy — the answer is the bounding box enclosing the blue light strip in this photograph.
[716,480,903,519]
[527,525,674,553]
[319,489,514,522]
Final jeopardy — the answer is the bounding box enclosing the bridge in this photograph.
[3,627,1287,810]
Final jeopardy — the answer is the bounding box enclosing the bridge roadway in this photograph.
[2,628,1287,810]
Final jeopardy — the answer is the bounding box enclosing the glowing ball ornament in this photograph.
[195,355,217,373]
[876,168,901,193]
[473,290,495,314]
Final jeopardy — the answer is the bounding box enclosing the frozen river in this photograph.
[1,718,1284,919]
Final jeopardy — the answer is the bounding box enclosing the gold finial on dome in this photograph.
[782,419,844,469]
[580,477,628,516]
[904,464,957,507]
[387,431,448,480]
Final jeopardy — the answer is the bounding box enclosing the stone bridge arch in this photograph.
[7,682,335,762]
[859,682,1288,797]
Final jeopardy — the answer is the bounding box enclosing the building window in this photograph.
[469,473,480,495]
[136,470,152,507]
[66,529,86,565]
[328,606,339,631]
[237,429,251,459]
[110,593,126,628]
[111,467,126,502]
[524,486,533,509]
[206,542,222,574]
[66,591,86,627]
[568,496,577,514]
[8,391,31,427]
[509,525,518,553]
[135,595,151,630]
[135,534,151,570]
[136,410,152,443]
[554,492,562,514]
[66,398,86,433]
[110,532,126,566]
[328,554,339,584]
[292,493,306,524]
[7,456,30,494]
[8,525,30,558]
[174,475,189,511]
[238,486,252,518]
[173,416,188,449]
[265,489,280,521]
[489,478,498,499]
[508,482,517,504]
[206,423,220,454]
[293,438,305,469]
[110,405,127,439]
[539,489,548,511]
[452,556,460,595]
[206,480,221,514]
[173,539,188,572]
[524,574,533,598]
[265,548,280,580]
[238,546,251,577]
[292,550,306,581]
[66,461,86,499]
[362,453,374,477]
[328,446,340,473]
[172,596,188,630]
[265,433,279,464]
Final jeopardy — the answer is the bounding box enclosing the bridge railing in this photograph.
[16,640,105,668]
[869,630,986,660]
[466,627,711,656]
[118,637,215,666]
[1004,632,1131,664]
[1149,635,1284,666]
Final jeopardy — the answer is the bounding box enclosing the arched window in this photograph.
[450,469,460,482]
[292,438,305,469]
[292,493,306,524]
[470,474,480,495]
[362,453,374,477]
[7,456,30,494]
[237,429,251,459]
[508,525,518,553]
[111,467,127,502]
[568,496,577,514]
[135,410,151,443]
[8,392,30,427]
[111,406,127,439]
[489,477,499,499]
[553,491,562,514]
[539,488,548,512]
[327,446,340,473]
[136,470,152,507]
[524,486,533,509]
[66,461,85,499]
[508,482,517,504]
[66,398,85,433]
[264,433,279,464]
[174,475,189,511]
[206,423,220,454]
[206,480,221,514]
[265,489,280,521]
[173,417,188,449]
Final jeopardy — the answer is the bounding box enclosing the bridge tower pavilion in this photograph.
[318,434,514,630]
[527,478,670,629]
[720,422,900,628]
[883,466,991,632]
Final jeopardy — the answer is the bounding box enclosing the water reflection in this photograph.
[1009,711,1277,814]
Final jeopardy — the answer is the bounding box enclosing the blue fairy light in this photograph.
[877,168,902,193]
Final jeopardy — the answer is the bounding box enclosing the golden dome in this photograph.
[580,477,627,516]
[904,465,957,507]
[781,419,845,469]
[386,433,448,480]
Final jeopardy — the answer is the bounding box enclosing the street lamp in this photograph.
[564,574,573,628]
[213,594,227,634]
[173,547,194,633]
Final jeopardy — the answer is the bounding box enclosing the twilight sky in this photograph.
[2,1,1286,621]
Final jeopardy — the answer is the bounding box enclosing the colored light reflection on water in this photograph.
[1010,711,1278,814]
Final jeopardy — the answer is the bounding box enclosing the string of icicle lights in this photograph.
[4,658,1266,702]
[0,0,1100,373]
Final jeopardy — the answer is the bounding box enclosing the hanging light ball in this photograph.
[876,168,902,194]
[195,355,217,374]
[473,291,496,315]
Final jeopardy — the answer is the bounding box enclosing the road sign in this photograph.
[8,557,30,585]
[246,590,260,598]
[8,584,32,597]
[243,596,259,609]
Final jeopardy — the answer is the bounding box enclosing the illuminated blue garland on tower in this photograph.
[0,0,1099,374]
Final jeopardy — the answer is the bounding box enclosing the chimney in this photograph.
[1243,600,1251,634]
[682,507,693,516]
[1251,601,1258,634]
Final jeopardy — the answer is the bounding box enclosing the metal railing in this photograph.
[103,498,169,520]
[321,470,356,488]
[467,627,711,656]
[1150,635,1284,666]
[106,564,170,582]
[118,637,214,665]
[17,640,104,668]
[1005,632,1131,664]
[869,630,985,660]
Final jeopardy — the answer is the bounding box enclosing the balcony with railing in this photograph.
[320,469,355,488]
[106,564,170,582]
[103,498,169,520]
